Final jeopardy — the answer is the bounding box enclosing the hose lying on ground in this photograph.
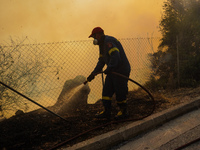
[0,81,69,124]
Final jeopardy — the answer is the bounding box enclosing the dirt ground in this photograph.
[1,86,200,150]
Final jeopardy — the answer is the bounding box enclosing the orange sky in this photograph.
[0,0,165,43]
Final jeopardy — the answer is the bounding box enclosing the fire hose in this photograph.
[49,71,155,150]
[0,81,69,123]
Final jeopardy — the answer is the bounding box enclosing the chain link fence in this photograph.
[0,37,160,119]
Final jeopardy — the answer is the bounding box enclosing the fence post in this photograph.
[176,35,180,88]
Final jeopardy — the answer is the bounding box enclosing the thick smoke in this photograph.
[0,0,164,42]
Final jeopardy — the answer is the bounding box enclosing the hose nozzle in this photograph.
[83,80,88,85]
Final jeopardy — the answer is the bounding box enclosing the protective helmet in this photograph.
[89,27,104,38]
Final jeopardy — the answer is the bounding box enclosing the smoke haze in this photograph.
[0,0,164,43]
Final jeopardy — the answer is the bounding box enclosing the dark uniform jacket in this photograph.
[92,35,131,76]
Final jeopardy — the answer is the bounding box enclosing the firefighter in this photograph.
[87,27,131,120]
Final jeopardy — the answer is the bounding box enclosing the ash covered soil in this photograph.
[1,86,200,150]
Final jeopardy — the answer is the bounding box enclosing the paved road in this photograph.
[111,108,200,150]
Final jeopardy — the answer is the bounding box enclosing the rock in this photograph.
[15,110,24,116]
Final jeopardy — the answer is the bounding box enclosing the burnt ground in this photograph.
[1,86,200,150]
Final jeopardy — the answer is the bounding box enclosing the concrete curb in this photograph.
[62,96,200,150]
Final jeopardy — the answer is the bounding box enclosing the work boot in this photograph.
[95,99,112,120]
[95,109,111,120]
[115,107,129,120]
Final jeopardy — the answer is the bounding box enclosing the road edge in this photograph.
[62,96,200,150]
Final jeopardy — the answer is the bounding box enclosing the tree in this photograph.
[149,0,200,89]
[0,37,57,118]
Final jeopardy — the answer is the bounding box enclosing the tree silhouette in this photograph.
[0,37,57,118]
[149,0,200,89]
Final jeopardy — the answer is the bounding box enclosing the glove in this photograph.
[103,68,111,74]
[87,73,95,82]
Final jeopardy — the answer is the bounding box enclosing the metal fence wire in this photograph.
[0,37,160,119]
